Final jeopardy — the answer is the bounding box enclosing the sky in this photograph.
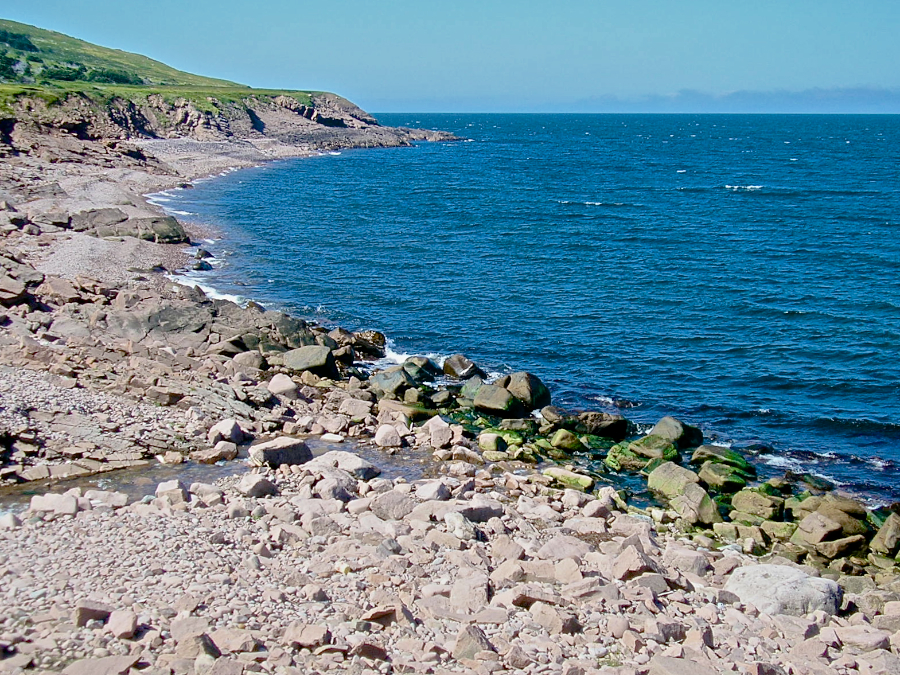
[4,0,900,113]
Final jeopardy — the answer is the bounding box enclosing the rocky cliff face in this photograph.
[0,90,453,160]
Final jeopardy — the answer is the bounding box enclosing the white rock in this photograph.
[724,564,842,616]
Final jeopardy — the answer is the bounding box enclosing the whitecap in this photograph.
[724,185,763,191]
[676,169,687,173]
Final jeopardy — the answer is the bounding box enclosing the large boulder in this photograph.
[870,513,900,556]
[627,435,679,460]
[402,356,441,382]
[574,411,628,440]
[650,416,703,449]
[647,461,699,498]
[724,564,842,616]
[474,385,525,418]
[282,345,338,378]
[369,366,417,399]
[670,483,722,525]
[443,354,485,379]
[94,214,189,244]
[495,371,551,410]
[248,437,312,467]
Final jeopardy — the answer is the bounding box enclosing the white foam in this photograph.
[676,169,687,173]
[725,185,763,191]
[383,339,411,365]
[762,455,804,471]
[329,152,342,156]
[167,272,247,305]
[168,210,194,216]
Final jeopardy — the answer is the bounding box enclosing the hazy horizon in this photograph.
[4,1,900,113]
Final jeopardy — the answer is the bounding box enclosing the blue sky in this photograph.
[4,0,900,112]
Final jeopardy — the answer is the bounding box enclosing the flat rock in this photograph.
[248,436,311,467]
[724,564,842,616]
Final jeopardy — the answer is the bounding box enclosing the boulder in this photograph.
[306,450,380,480]
[374,424,402,448]
[208,419,245,445]
[870,513,900,556]
[670,482,722,525]
[730,489,784,520]
[627,434,679,460]
[543,467,593,491]
[474,384,524,418]
[649,416,703,449]
[282,345,338,378]
[266,373,299,399]
[690,444,756,475]
[724,564,842,616]
[370,366,417,399]
[248,437,312,467]
[647,462,699,497]
[575,411,628,440]
[550,429,586,452]
[698,461,748,492]
[402,356,441,382]
[443,353,485,379]
[237,474,278,497]
[496,371,552,410]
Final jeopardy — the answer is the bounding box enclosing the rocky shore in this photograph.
[2,98,900,675]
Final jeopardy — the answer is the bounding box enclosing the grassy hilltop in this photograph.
[0,18,318,114]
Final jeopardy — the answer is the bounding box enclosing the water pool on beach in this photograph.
[163,114,900,502]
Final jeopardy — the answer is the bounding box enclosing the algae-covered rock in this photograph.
[474,385,524,418]
[604,443,648,472]
[647,461,699,498]
[690,445,756,476]
[550,429,587,453]
[670,483,722,525]
[369,366,417,399]
[730,489,784,520]
[482,450,510,462]
[649,416,703,449]
[543,467,594,491]
[627,435,679,461]
[761,520,798,541]
[478,433,508,454]
[698,461,748,493]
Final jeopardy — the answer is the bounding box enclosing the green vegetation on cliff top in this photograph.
[0,18,317,111]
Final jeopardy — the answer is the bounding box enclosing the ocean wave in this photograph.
[725,185,763,191]
[812,416,900,435]
[166,272,248,305]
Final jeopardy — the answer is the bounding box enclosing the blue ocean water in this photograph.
[159,114,900,501]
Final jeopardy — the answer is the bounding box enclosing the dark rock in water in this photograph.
[473,384,524,418]
[495,371,551,410]
[650,416,703,449]
[575,411,628,440]
[369,366,416,399]
[192,260,213,271]
[282,345,338,378]
[403,356,441,382]
[540,405,567,425]
[353,330,387,358]
[690,445,756,476]
[786,471,834,493]
[443,353,486,380]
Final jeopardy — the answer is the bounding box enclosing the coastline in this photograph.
[3,121,900,674]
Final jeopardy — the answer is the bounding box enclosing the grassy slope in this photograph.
[0,19,319,114]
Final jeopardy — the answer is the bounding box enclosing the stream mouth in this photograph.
[0,437,436,514]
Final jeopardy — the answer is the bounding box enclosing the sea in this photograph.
[152,113,900,504]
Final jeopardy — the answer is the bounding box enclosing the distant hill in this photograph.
[0,18,240,87]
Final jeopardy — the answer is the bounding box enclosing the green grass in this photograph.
[0,18,240,87]
[0,19,329,121]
